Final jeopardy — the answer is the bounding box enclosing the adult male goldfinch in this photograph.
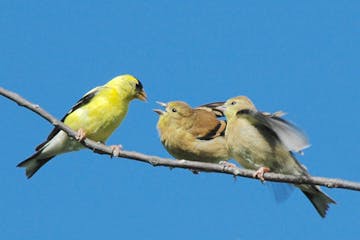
[221,96,335,217]
[18,74,147,179]
[154,101,229,163]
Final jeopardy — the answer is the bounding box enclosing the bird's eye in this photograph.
[231,101,237,105]
[172,108,177,113]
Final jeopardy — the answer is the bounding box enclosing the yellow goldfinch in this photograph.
[222,96,335,217]
[18,74,147,179]
[154,101,229,163]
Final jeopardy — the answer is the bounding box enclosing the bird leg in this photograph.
[110,145,123,157]
[75,128,87,142]
[253,166,271,182]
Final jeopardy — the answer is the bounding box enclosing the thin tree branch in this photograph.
[1,86,360,191]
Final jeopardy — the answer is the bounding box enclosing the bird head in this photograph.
[105,74,147,101]
[222,96,257,120]
[154,101,193,133]
[154,101,194,128]
[154,101,193,117]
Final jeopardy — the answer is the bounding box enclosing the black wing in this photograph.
[35,87,101,151]
[236,109,309,153]
[265,115,310,153]
[237,109,281,149]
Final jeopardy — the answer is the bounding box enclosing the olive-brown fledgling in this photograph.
[222,96,335,218]
[154,101,230,163]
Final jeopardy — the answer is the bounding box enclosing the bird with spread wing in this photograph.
[220,96,335,217]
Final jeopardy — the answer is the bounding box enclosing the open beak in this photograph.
[136,89,148,101]
[153,101,167,115]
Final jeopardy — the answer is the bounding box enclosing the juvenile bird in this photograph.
[222,96,335,217]
[154,101,229,163]
[18,74,147,178]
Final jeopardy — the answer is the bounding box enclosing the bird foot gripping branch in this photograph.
[110,145,123,158]
[219,161,237,171]
[75,128,87,142]
[252,167,271,182]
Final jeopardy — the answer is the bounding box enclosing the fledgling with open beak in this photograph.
[221,96,335,218]
[18,74,147,178]
[154,101,230,163]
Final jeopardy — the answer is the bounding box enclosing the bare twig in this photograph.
[1,86,360,191]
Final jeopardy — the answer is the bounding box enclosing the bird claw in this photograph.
[75,128,87,141]
[110,145,123,157]
[219,161,237,169]
[253,167,270,182]
[219,161,240,177]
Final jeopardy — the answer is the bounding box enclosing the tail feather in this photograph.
[300,185,336,218]
[17,152,54,179]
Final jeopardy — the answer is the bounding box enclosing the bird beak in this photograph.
[215,105,226,112]
[156,101,167,108]
[153,101,167,115]
[153,109,164,115]
[199,101,225,108]
[136,89,148,101]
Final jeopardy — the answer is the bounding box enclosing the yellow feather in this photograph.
[18,74,146,178]
[64,87,128,142]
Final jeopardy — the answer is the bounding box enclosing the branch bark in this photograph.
[1,86,360,191]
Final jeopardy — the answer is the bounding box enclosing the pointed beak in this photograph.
[136,89,148,102]
[156,101,167,107]
[153,101,167,115]
[153,109,165,115]
[215,105,226,112]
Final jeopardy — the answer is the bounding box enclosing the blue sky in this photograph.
[1,1,359,239]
